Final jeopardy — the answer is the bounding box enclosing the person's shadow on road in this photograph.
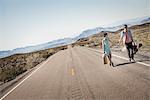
[114,59,150,67]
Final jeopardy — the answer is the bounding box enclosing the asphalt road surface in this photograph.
[1,46,150,100]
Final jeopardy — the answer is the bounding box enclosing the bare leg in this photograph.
[108,53,114,67]
[108,54,112,66]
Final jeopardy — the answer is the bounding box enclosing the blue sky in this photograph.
[0,0,149,50]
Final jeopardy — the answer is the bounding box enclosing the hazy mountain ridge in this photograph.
[0,38,73,58]
[0,16,150,58]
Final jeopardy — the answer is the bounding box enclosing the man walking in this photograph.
[119,24,135,61]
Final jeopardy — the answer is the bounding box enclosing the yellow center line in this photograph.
[71,68,75,76]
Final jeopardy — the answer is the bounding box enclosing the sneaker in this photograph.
[110,63,111,66]
[132,58,135,62]
[110,62,115,67]
[129,58,131,62]
[112,62,115,67]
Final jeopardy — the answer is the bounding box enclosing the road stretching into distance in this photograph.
[0,46,150,100]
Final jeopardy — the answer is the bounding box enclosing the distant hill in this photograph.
[0,16,150,58]
[0,38,74,58]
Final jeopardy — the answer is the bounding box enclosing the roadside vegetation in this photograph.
[0,46,67,83]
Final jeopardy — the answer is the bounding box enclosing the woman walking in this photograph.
[102,33,114,67]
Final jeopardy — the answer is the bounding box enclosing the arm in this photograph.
[129,30,133,42]
[102,39,105,53]
[108,38,113,43]
[108,38,113,47]
[119,31,124,45]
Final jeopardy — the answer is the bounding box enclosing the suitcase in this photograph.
[102,54,108,64]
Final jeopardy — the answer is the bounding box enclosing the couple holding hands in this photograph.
[102,24,136,67]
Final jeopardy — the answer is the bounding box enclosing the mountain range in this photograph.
[0,16,150,58]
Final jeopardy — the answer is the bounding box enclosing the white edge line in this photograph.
[0,58,50,100]
[1,48,150,100]
[87,48,150,67]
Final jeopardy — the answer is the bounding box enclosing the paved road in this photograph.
[1,46,150,100]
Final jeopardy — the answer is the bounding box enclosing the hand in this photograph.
[103,51,105,54]
[118,41,121,46]
[118,39,122,45]
[116,43,120,48]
